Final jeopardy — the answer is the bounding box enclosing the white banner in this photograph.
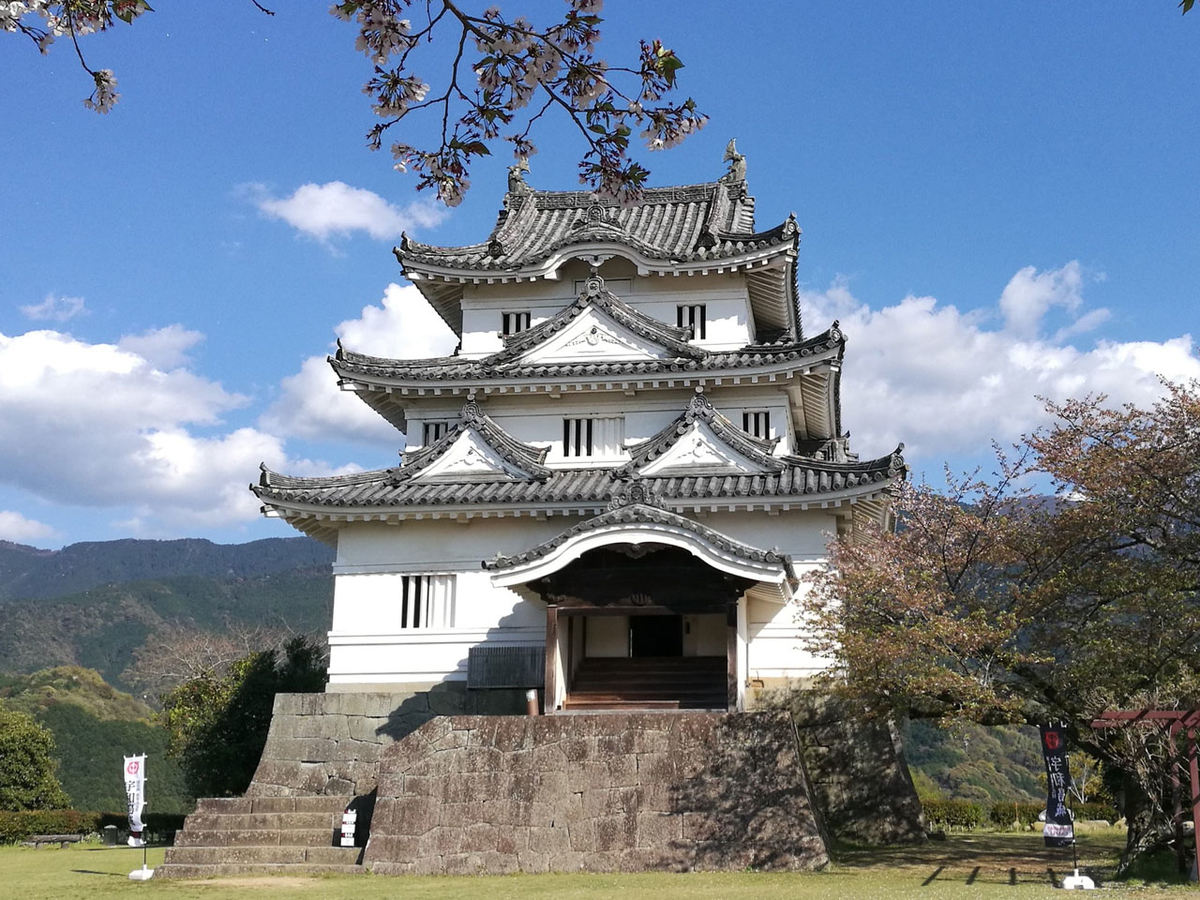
[123,755,146,847]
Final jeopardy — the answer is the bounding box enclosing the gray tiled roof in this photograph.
[398,177,796,273]
[330,304,845,385]
[483,483,795,578]
[253,446,906,512]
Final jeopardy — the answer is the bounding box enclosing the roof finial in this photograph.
[507,158,531,194]
[722,138,746,182]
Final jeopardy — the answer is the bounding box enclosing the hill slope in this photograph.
[0,667,191,813]
[0,571,333,691]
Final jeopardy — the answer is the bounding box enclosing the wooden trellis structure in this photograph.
[1091,709,1200,875]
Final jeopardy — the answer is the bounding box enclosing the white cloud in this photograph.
[0,328,346,534]
[0,510,60,543]
[249,181,447,243]
[802,263,1200,463]
[20,294,87,322]
[117,324,205,369]
[261,283,458,445]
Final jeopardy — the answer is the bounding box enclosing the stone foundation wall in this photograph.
[248,684,527,797]
[760,690,927,845]
[365,712,829,875]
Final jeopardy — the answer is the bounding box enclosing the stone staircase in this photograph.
[158,795,363,878]
[565,656,728,710]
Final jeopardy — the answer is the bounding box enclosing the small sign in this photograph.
[1039,725,1075,848]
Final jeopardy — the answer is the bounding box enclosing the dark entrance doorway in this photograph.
[630,615,683,657]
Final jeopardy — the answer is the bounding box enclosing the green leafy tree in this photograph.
[160,636,326,799]
[804,381,1200,873]
[0,700,70,810]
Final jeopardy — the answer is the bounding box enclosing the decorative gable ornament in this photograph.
[637,420,761,476]
[410,428,528,482]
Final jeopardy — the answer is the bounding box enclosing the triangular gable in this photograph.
[488,273,704,367]
[637,420,764,476]
[518,305,672,364]
[411,428,530,482]
[622,393,785,478]
[393,401,550,484]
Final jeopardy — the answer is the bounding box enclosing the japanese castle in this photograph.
[253,145,905,712]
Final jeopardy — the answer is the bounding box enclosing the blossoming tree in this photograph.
[2,0,705,205]
[804,382,1200,872]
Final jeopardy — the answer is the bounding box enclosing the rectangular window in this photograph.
[501,311,531,335]
[422,421,449,445]
[400,574,456,629]
[677,304,706,339]
[743,411,770,439]
[562,416,624,458]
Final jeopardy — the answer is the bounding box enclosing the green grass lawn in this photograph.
[3,832,1196,900]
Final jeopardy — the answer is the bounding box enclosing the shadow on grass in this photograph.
[70,870,126,877]
[832,833,1127,888]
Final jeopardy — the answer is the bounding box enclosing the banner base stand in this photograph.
[1060,869,1095,890]
[128,865,154,881]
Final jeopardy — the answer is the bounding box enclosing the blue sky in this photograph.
[1,2,1197,548]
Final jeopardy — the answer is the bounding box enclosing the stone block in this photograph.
[477,850,520,874]
[567,819,595,852]
[430,727,469,752]
[271,737,339,763]
[546,850,584,873]
[428,689,467,716]
[348,716,390,743]
[580,850,621,873]
[526,825,570,854]
[461,822,497,852]
[594,812,637,851]
[493,824,527,855]
[388,796,438,835]
[636,811,681,848]
[516,850,550,873]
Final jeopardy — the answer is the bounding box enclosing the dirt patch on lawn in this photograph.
[181,876,328,889]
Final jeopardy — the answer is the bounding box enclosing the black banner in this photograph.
[1039,724,1075,848]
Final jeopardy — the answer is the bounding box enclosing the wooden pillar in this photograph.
[726,601,738,712]
[1172,727,1186,874]
[544,604,559,715]
[1190,730,1200,881]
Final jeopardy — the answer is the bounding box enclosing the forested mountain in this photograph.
[903,720,1045,802]
[0,571,333,691]
[0,536,333,602]
[0,536,334,691]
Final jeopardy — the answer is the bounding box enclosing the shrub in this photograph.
[0,701,69,810]
[989,801,1043,828]
[921,798,987,830]
[0,809,188,844]
[161,636,326,799]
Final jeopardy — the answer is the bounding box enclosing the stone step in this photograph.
[183,811,340,832]
[175,828,336,848]
[157,862,364,879]
[194,795,350,815]
[164,845,361,866]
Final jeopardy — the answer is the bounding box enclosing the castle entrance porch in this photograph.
[527,545,751,712]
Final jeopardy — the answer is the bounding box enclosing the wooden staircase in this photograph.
[563,656,728,710]
[157,795,364,878]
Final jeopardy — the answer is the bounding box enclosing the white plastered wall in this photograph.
[325,506,839,690]
[458,258,755,356]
